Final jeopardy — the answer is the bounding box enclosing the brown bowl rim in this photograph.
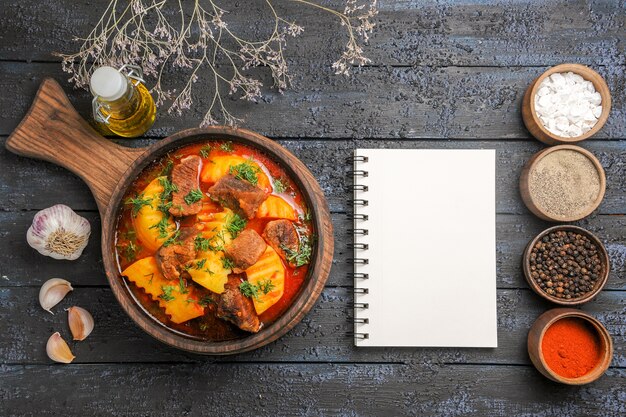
[523,225,610,305]
[530,308,613,385]
[101,127,334,355]
[526,63,612,144]
[519,144,606,222]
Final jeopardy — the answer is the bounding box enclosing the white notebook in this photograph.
[352,149,497,347]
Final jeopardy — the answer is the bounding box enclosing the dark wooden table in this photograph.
[1,1,624,415]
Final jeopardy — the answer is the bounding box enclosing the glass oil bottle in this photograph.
[90,65,156,138]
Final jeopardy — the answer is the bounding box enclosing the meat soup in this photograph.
[114,141,313,341]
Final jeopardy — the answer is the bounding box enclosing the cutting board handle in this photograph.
[5,78,146,214]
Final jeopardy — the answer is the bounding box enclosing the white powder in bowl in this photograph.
[534,72,603,138]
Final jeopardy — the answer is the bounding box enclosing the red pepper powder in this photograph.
[541,317,603,378]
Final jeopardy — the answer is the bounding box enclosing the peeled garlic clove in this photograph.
[67,306,94,341]
[27,204,91,260]
[39,278,73,314]
[46,332,75,364]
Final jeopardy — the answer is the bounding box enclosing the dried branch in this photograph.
[55,0,377,127]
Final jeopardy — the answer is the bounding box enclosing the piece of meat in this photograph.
[224,229,267,273]
[156,228,197,281]
[169,155,203,217]
[263,219,299,267]
[217,275,261,333]
[208,175,268,219]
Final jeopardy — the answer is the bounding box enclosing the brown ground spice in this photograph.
[528,150,601,219]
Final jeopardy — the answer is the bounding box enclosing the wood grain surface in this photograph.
[1,0,624,415]
[2,62,624,140]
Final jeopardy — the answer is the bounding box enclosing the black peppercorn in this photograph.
[529,231,603,300]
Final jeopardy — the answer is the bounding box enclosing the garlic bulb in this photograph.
[46,332,75,364]
[39,278,73,314]
[67,306,94,341]
[27,204,91,260]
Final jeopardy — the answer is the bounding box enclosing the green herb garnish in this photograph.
[258,279,275,295]
[238,279,274,302]
[272,178,288,193]
[162,230,181,247]
[183,188,204,205]
[159,285,176,302]
[119,240,141,262]
[194,235,210,252]
[178,276,189,294]
[125,193,152,216]
[198,295,215,307]
[157,200,173,214]
[239,281,260,301]
[125,241,140,261]
[159,159,174,176]
[281,234,312,267]
[194,231,226,252]
[149,216,172,239]
[199,145,212,158]
[220,141,234,152]
[144,272,154,284]
[229,162,260,185]
[225,213,247,238]
[159,177,178,200]
[222,256,235,270]
[195,259,207,270]
[209,231,228,252]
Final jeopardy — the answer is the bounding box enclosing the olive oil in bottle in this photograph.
[90,65,156,138]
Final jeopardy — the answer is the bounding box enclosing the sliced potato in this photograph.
[245,246,285,315]
[186,251,232,294]
[256,195,297,221]
[196,209,233,257]
[121,256,163,297]
[121,256,204,324]
[132,176,176,252]
[200,155,271,191]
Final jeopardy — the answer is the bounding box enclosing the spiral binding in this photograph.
[350,155,369,163]
[346,214,368,221]
[350,154,370,342]
[351,199,369,207]
[347,243,369,250]
[351,184,369,192]
[348,170,368,177]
